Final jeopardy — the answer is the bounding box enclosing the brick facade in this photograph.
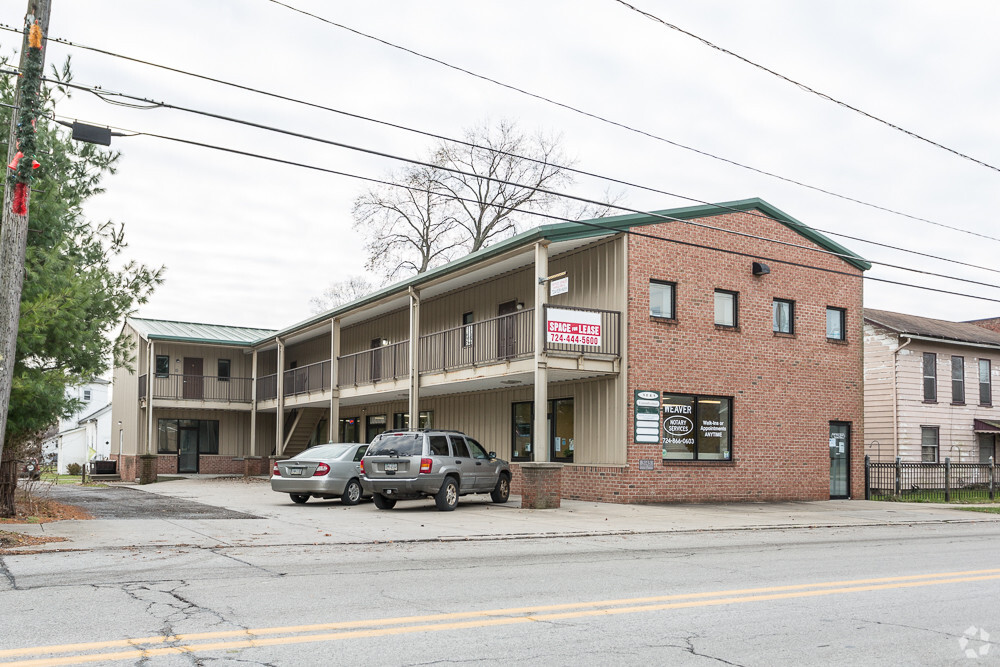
[115,454,248,479]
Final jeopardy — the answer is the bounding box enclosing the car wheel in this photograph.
[373,493,396,510]
[341,479,363,506]
[435,477,459,511]
[490,473,511,504]
[289,494,309,504]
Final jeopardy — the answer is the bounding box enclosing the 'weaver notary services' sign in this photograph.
[546,307,602,346]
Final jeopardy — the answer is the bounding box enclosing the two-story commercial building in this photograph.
[864,309,1000,464]
[112,198,869,501]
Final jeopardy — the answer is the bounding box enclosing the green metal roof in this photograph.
[260,198,870,344]
[129,318,277,346]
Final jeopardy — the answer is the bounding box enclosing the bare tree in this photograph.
[434,119,575,252]
[309,275,377,314]
[352,163,463,281]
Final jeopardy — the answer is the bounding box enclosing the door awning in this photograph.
[973,419,1000,433]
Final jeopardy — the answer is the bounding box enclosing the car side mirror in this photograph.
[489,451,497,459]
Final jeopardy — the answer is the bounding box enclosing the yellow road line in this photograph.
[2,568,999,666]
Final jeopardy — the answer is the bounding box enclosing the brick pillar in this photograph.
[519,462,562,509]
[138,454,158,485]
[244,456,265,477]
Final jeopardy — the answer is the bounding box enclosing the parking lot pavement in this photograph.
[5,476,1000,552]
[44,483,260,520]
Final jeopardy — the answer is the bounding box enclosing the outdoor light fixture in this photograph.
[752,261,770,276]
[516,302,525,310]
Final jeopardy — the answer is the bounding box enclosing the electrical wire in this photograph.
[255,3,1000,245]
[44,109,1000,305]
[8,25,1000,274]
[614,0,1000,174]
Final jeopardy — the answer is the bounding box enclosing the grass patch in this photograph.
[870,491,997,504]
[956,506,1000,514]
[38,473,107,487]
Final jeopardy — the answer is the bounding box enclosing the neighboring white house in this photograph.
[41,379,112,472]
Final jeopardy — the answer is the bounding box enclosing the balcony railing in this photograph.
[257,374,277,401]
[419,308,534,373]
[284,359,332,397]
[138,373,252,402]
[338,341,410,386]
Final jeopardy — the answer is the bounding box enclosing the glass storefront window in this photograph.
[512,402,533,461]
[661,394,732,461]
[339,417,359,443]
[552,399,574,462]
[392,411,433,430]
[157,419,218,455]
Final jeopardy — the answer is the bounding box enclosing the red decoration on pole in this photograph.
[11,183,27,215]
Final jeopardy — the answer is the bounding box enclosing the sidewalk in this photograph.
[6,476,1000,552]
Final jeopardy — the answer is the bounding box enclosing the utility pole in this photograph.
[0,1,52,469]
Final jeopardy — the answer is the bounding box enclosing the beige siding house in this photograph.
[864,309,1000,463]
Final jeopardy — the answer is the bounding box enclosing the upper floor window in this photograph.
[83,389,91,401]
[462,312,474,347]
[714,290,737,328]
[826,307,846,340]
[923,352,937,402]
[773,299,794,334]
[951,356,964,404]
[155,355,170,378]
[921,426,939,463]
[650,280,676,319]
[980,359,992,406]
[218,359,231,382]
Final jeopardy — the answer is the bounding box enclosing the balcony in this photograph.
[338,340,410,386]
[138,374,252,402]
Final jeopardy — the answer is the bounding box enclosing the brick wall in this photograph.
[555,208,865,503]
[967,317,1000,334]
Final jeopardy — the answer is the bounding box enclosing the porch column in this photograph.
[533,241,549,462]
[330,318,340,442]
[408,287,420,428]
[146,340,155,455]
[276,337,285,456]
[249,348,258,456]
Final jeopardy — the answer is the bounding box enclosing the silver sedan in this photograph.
[271,443,369,505]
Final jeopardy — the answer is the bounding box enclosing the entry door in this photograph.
[497,300,518,359]
[829,422,850,499]
[183,357,203,399]
[179,426,199,473]
[366,415,387,443]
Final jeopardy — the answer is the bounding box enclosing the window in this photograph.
[157,419,218,454]
[511,400,574,462]
[826,307,846,340]
[450,435,471,458]
[951,356,965,404]
[339,417,359,443]
[462,312,474,347]
[649,280,676,319]
[921,426,939,463]
[155,355,170,378]
[977,433,996,464]
[773,299,794,334]
[83,389,92,401]
[392,411,432,430]
[218,359,231,382]
[923,353,937,402]
[551,398,574,462]
[661,393,733,461]
[428,435,449,456]
[714,290,737,327]
[511,402,533,461]
[980,359,992,406]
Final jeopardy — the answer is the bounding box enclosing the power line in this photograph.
[614,0,1000,175]
[11,25,1000,274]
[256,2,1000,245]
[46,109,1000,305]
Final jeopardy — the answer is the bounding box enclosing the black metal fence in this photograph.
[866,456,996,502]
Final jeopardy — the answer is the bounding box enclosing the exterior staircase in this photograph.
[281,408,326,458]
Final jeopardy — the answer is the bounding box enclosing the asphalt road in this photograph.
[2,520,998,665]
[44,484,260,520]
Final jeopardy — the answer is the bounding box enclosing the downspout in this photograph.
[892,335,913,459]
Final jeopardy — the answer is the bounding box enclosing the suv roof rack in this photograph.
[379,428,465,434]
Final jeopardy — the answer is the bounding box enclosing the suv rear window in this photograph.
[368,433,423,456]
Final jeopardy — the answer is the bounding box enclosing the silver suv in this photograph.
[360,429,511,511]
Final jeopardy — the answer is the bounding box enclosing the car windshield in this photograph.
[295,444,352,460]
[368,433,423,456]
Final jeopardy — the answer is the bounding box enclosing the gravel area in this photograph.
[42,484,261,520]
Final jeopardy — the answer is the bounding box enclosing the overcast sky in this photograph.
[4,0,1000,330]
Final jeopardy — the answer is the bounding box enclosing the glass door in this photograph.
[179,426,199,473]
[829,422,850,499]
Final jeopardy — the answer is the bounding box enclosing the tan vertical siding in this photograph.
[863,324,898,460]
[285,333,331,368]
[111,325,143,456]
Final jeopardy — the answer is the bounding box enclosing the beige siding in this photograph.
[285,333,331,369]
[894,338,1000,462]
[147,342,253,379]
[111,325,143,456]
[863,324,898,461]
[337,377,623,464]
[341,309,409,356]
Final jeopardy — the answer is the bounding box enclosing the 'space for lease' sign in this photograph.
[546,307,602,346]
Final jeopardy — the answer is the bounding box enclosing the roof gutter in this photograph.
[900,334,1000,352]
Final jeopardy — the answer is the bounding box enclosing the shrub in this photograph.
[66,463,81,476]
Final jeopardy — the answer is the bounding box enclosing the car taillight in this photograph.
[272,462,280,477]
[313,462,331,477]
[419,458,433,474]
[359,460,365,475]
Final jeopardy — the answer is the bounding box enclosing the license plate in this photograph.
[289,468,303,476]
[384,462,397,472]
